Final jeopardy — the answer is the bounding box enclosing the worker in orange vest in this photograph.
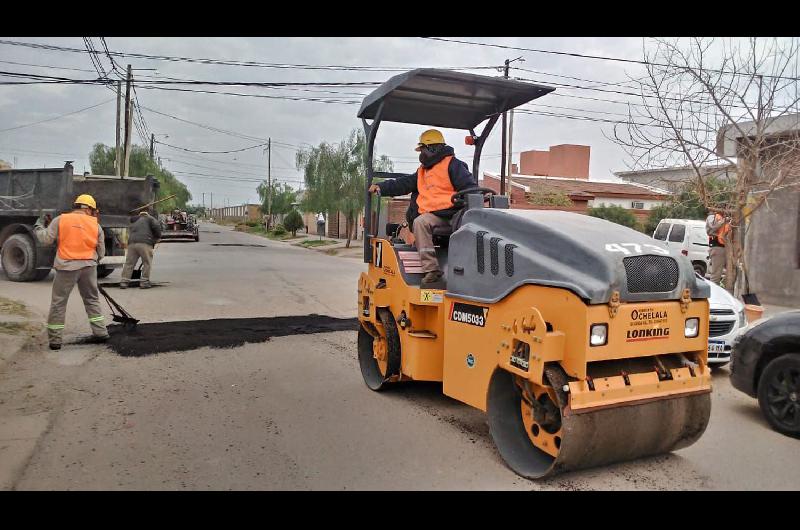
[34,194,109,350]
[369,129,475,286]
[705,208,731,286]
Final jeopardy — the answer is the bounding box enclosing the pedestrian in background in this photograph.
[120,210,162,289]
[34,194,109,350]
[706,208,731,286]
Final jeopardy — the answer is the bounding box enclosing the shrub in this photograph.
[587,205,638,230]
[283,209,304,236]
[272,224,287,236]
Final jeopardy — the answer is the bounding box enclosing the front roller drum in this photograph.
[487,369,711,479]
[358,309,401,391]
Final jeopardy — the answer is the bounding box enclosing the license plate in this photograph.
[708,341,726,354]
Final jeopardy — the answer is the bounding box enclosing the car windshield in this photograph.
[653,223,670,240]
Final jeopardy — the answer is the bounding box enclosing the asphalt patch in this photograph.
[211,243,267,248]
[105,314,358,357]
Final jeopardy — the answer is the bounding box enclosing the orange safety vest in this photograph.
[57,212,99,260]
[416,156,455,214]
[714,214,731,246]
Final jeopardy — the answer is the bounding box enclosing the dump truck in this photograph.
[356,69,712,478]
[0,162,158,281]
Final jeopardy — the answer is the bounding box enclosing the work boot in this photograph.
[49,343,61,351]
[119,283,128,289]
[421,270,444,286]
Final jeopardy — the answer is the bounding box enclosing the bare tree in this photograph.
[613,37,800,295]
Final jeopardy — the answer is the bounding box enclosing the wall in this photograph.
[519,150,549,176]
[518,145,590,179]
[209,204,261,222]
[548,145,590,179]
[745,187,800,306]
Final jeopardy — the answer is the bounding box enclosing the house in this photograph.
[716,113,800,306]
[480,172,670,222]
[615,163,737,192]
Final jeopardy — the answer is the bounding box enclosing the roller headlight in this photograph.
[684,317,700,338]
[590,324,608,346]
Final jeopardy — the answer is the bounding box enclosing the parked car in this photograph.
[697,274,746,368]
[731,311,800,438]
[653,219,710,276]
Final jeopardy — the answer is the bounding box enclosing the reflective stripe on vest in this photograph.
[416,156,455,214]
[57,212,99,260]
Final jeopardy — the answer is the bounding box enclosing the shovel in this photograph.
[98,284,139,330]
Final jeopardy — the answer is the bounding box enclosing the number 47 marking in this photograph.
[605,243,669,255]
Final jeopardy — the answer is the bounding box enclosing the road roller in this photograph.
[356,69,712,478]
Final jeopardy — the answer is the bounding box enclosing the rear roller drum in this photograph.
[358,308,401,391]
[487,367,711,479]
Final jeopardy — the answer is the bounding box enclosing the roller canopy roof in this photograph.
[357,69,555,130]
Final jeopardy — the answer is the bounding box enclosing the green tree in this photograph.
[297,128,393,248]
[588,204,639,229]
[642,177,735,234]
[256,181,296,227]
[283,209,304,237]
[89,143,191,211]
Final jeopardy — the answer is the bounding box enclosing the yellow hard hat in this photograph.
[74,194,97,209]
[415,129,445,151]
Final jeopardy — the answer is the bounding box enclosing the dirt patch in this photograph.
[101,314,359,357]
[0,321,39,335]
[210,244,267,248]
[0,297,30,317]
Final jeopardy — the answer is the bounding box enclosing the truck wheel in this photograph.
[97,266,115,279]
[1,233,39,282]
[757,353,800,438]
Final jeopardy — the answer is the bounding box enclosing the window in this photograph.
[631,201,645,209]
[653,223,670,240]
[668,224,686,243]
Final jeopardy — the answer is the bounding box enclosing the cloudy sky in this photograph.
[0,37,655,206]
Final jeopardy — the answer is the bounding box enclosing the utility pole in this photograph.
[507,107,515,179]
[202,192,205,218]
[150,133,155,159]
[210,192,213,217]
[267,137,272,229]
[500,57,525,196]
[500,59,510,196]
[115,80,122,176]
[122,65,133,178]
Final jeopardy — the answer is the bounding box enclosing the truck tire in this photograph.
[1,233,39,282]
[693,261,707,276]
[97,265,115,279]
[33,269,51,281]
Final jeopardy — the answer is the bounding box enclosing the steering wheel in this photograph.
[451,186,496,206]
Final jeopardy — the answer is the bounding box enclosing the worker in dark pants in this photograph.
[34,194,109,350]
[368,129,474,285]
[121,211,162,289]
[706,209,731,286]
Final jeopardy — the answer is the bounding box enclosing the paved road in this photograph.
[0,223,797,490]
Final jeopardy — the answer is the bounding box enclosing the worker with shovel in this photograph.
[34,194,109,350]
[120,210,162,289]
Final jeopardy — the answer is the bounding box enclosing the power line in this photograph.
[422,37,800,82]
[0,98,115,132]
[156,138,269,154]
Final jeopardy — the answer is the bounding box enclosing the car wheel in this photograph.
[757,353,800,438]
[693,261,707,276]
